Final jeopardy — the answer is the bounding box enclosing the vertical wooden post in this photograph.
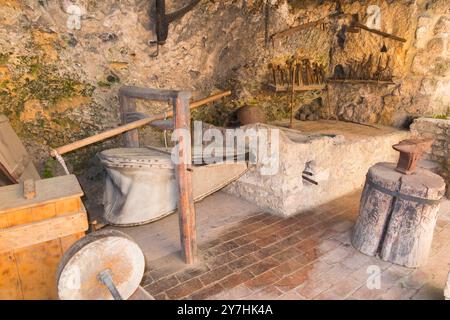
[173,93,197,264]
[119,94,140,147]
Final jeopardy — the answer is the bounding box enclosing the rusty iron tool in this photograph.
[363,54,373,80]
[392,138,434,175]
[270,1,344,42]
[312,62,318,84]
[302,175,318,185]
[269,64,277,86]
[295,62,301,86]
[150,0,201,56]
[264,0,270,48]
[383,55,392,81]
[375,54,383,81]
[306,60,314,85]
[289,64,296,128]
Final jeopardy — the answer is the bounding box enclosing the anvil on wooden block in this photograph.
[392,138,434,175]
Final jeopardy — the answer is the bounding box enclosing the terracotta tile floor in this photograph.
[141,192,450,300]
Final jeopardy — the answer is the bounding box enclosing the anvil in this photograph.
[392,138,434,175]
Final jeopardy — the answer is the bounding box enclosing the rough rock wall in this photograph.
[0,0,275,173]
[330,0,450,126]
[0,0,448,175]
[411,117,449,197]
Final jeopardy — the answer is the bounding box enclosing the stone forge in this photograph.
[225,121,410,217]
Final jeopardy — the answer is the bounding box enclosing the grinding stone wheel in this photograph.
[56,229,145,300]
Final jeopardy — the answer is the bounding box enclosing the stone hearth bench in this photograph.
[225,122,410,217]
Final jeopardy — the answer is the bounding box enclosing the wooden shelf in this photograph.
[268,84,326,92]
[327,79,395,85]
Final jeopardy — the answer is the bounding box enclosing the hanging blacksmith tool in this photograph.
[149,0,201,57]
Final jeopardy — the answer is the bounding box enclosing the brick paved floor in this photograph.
[141,192,450,300]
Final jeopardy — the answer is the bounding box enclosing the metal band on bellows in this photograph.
[367,178,441,205]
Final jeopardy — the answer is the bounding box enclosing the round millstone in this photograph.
[56,229,145,300]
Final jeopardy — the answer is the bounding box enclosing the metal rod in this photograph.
[302,170,314,176]
[97,270,123,300]
[302,175,318,185]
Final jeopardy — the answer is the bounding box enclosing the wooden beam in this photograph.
[353,22,406,43]
[270,12,342,40]
[173,95,197,265]
[267,84,326,92]
[0,211,88,253]
[327,79,395,85]
[51,90,231,156]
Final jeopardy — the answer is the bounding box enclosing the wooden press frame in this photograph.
[118,86,197,264]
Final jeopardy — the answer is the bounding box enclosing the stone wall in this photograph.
[411,117,450,198]
[0,0,449,175]
[1,0,325,173]
[328,0,450,127]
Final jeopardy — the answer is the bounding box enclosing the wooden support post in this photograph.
[173,93,197,265]
[119,94,140,148]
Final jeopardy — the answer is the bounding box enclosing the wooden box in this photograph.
[0,175,88,300]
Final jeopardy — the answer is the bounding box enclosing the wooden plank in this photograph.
[0,211,89,253]
[0,251,23,299]
[15,239,62,299]
[0,208,32,229]
[30,202,56,223]
[60,232,85,252]
[0,175,83,214]
[55,197,82,216]
[0,115,40,183]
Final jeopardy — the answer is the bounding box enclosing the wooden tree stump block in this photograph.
[352,162,446,268]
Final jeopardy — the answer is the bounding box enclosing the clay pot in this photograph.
[237,105,266,125]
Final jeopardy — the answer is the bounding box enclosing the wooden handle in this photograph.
[23,179,36,200]
[51,91,231,156]
[353,22,406,42]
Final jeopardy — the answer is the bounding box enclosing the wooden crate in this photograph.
[0,175,89,300]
